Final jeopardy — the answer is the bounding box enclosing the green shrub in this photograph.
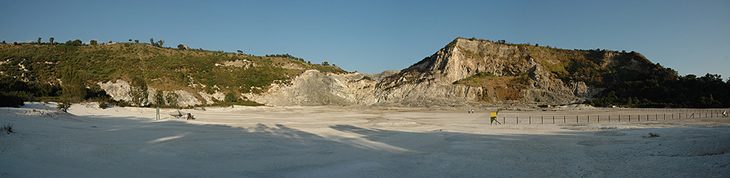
[224,92,237,103]
[98,101,109,109]
[0,92,25,107]
[65,39,83,46]
[57,100,71,112]
[154,90,165,107]
[165,93,178,107]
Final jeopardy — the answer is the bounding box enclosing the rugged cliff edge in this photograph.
[247,38,664,107]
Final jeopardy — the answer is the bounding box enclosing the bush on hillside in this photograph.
[65,39,83,46]
[57,100,71,112]
[224,92,237,103]
[0,92,25,107]
[590,73,730,108]
[165,93,178,107]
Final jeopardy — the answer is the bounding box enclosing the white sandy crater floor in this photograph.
[1,102,729,177]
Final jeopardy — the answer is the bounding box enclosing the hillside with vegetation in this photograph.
[476,38,729,108]
[1,37,728,108]
[0,40,346,107]
[377,37,730,107]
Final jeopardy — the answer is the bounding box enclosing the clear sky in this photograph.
[2,0,728,79]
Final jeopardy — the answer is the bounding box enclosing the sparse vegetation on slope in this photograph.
[590,73,730,108]
[453,72,530,101]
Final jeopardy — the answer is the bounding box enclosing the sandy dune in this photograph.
[1,102,729,177]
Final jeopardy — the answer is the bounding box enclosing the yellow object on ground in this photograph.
[490,112,500,124]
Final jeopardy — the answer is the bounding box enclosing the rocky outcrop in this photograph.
[244,70,398,106]
[244,70,356,106]
[98,79,203,107]
[198,91,225,104]
[98,79,134,102]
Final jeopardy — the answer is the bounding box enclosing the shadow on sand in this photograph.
[1,107,728,177]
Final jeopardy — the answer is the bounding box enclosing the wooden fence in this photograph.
[495,109,728,125]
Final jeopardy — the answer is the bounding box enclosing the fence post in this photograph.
[541,116,544,124]
[588,115,590,123]
[576,116,579,123]
[529,116,531,124]
[517,117,519,124]
[503,117,505,125]
[552,116,555,124]
[156,107,160,120]
[563,116,566,123]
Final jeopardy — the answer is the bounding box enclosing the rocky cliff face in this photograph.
[246,38,659,107]
[373,38,579,106]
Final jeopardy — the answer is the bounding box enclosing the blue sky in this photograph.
[2,0,729,78]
